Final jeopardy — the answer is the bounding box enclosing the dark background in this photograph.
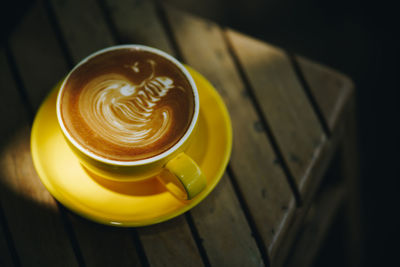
[1,0,399,266]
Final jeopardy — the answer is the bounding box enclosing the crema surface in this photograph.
[60,49,194,161]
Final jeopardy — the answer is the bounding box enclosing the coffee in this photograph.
[59,48,195,161]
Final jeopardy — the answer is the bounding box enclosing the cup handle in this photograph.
[161,152,206,200]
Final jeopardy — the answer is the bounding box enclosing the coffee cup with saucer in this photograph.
[31,45,232,226]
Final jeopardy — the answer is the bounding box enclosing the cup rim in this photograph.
[56,44,200,166]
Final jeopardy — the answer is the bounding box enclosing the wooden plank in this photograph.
[1,14,79,265]
[296,55,360,266]
[108,1,264,265]
[67,215,141,267]
[164,5,295,261]
[226,30,327,193]
[104,0,173,54]
[0,50,24,267]
[296,56,354,132]
[268,63,353,265]
[43,0,143,266]
[8,1,140,265]
[104,1,204,265]
[136,218,204,267]
[284,185,345,267]
[270,126,343,267]
[294,55,360,265]
[0,209,14,267]
[190,173,263,266]
[9,2,68,112]
[50,0,114,61]
[54,0,202,266]
[139,216,204,267]
[268,55,358,266]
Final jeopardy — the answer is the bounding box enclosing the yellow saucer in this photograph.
[31,67,232,227]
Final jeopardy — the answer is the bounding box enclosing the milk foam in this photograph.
[79,60,180,147]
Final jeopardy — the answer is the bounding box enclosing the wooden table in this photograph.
[0,1,360,266]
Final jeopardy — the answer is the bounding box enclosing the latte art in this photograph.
[79,60,180,148]
[60,49,195,161]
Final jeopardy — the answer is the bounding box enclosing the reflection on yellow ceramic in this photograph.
[31,66,232,227]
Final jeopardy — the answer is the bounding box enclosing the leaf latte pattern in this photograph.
[79,60,180,147]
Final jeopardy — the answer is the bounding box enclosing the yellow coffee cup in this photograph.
[56,45,206,200]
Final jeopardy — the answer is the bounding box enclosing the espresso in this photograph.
[60,48,195,161]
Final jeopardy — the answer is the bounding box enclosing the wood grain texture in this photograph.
[50,0,115,61]
[104,0,174,54]
[68,215,142,267]
[190,173,263,266]
[226,30,327,192]
[164,5,295,260]
[297,56,357,218]
[139,216,204,267]
[296,56,354,132]
[271,124,343,267]
[284,185,345,267]
[264,51,355,266]
[296,53,359,267]
[1,28,79,267]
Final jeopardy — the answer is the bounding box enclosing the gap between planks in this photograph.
[4,1,143,266]
[155,4,215,266]
[226,167,271,267]
[159,3,269,266]
[4,19,86,267]
[286,52,332,138]
[4,1,300,266]
[159,4,262,267]
[44,0,148,266]
[221,30,302,207]
[160,4,301,266]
